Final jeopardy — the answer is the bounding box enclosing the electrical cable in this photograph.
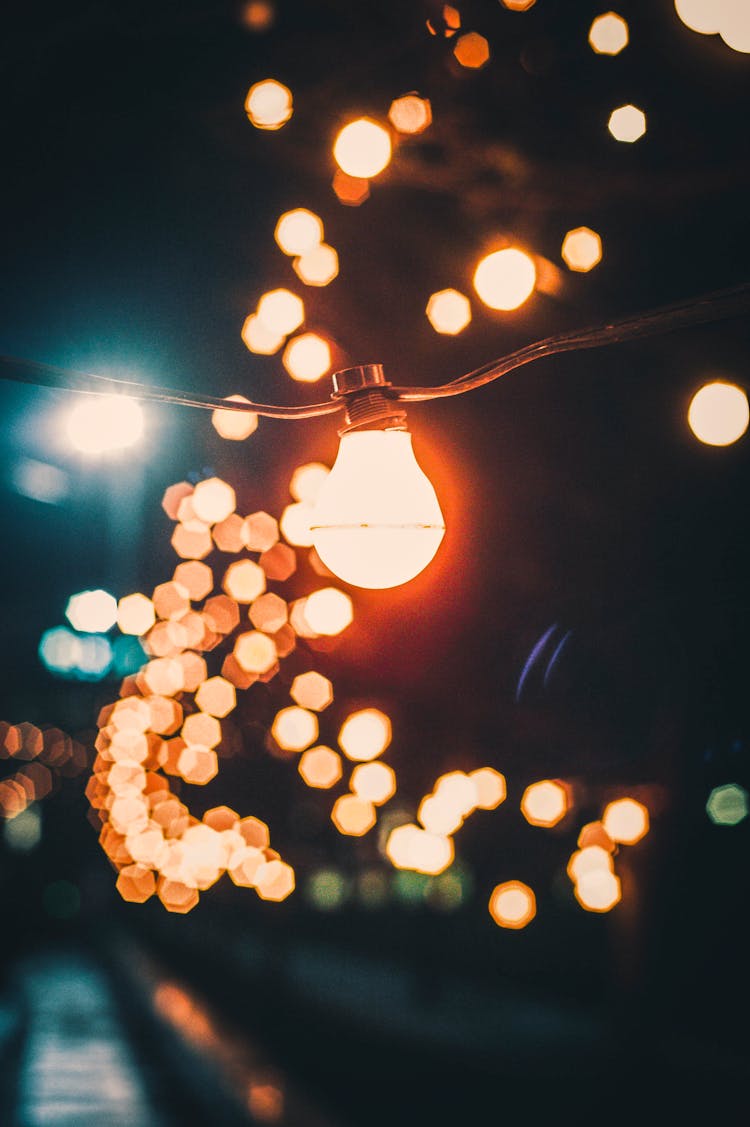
[1,282,748,417]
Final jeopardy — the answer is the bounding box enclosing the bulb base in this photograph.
[331,364,407,434]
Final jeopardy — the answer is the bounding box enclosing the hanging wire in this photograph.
[1,283,748,418]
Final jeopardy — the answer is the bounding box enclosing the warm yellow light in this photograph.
[488,881,536,929]
[290,671,333,711]
[280,501,315,546]
[290,462,330,503]
[688,381,749,446]
[333,118,392,179]
[245,79,293,130]
[298,746,342,788]
[674,0,722,34]
[453,32,491,68]
[282,333,332,382]
[211,394,259,440]
[566,845,614,883]
[241,314,285,355]
[386,824,453,874]
[426,289,472,335]
[310,430,445,589]
[223,560,266,603]
[589,12,629,54]
[67,395,144,455]
[520,780,569,827]
[271,706,318,752]
[302,587,353,635]
[561,227,603,272]
[473,247,536,311]
[602,797,649,844]
[274,208,324,256]
[575,868,621,912]
[351,762,397,805]
[233,631,277,673]
[191,478,236,525]
[293,244,339,287]
[117,593,155,636]
[256,289,305,336]
[331,794,377,836]
[339,708,391,762]
[502,0,536,9]
[470,767,507,810]
[608,104,647,142]
[720,1,750,52]
[332,170,370,207]
[388,94,432,135]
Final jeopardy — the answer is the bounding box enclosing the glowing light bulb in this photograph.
[473,247,536,311]
[311,430,445,589]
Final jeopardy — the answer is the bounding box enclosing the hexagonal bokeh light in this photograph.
[426,289,472,334]
[589,12,629,54]
[608,104,647,142]
[706,783,749,826]
[473,247,536,310]
[333,118,392,179]
[687,381,749,446]
[561,227,603,272]
[488,881,536,929]
[244,79,293,129]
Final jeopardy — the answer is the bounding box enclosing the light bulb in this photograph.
[309,364,446,589]
[311,429,444,589]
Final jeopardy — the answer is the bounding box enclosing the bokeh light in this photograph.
[520,780,569,827]
[331,794,377,836]
[257,289,305,335]
[290,671,333,711]
[426,289,472,335]
[706,783,749,826]
[293,244,339,287]
[332,170,370,207]
[608,104,647,142]
[589,12,629,54]
[302,587,353,635]
[388,94,432,134]
[602,797,649,844]
[282,333,332,382]
[351,761,397,805]
[290,462,330,504]
[117,593,156,635]
[241,314,285,355]
[298,746,342,788]
[339,708,391,762]
[687,381,749,446]
[473,247,536,311]
[192,478,236,525]
[245,79,293,130]
[502,0,536,9]
[674,0,722,34]
[720,1,750,52]
[211,395,259,441]
[561,227,603,272]
[333,119,392,179]
[66,396,144,455]
[274,208,324,256]
[65,589,117,633]
[470,767,507,810]
[453,32,491,69]
[488,881,536,929]
[271,706,319,752]
[574,868,622,912]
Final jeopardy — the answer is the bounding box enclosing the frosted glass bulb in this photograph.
[310,430,445,589]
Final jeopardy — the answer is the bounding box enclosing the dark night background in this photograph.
[1,1,749,1123]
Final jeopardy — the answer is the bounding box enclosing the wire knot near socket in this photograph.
[331,364,408,434]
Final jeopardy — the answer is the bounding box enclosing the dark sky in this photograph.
[1,1,750,1114]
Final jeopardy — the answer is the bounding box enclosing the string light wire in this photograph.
[1,283,748,417]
